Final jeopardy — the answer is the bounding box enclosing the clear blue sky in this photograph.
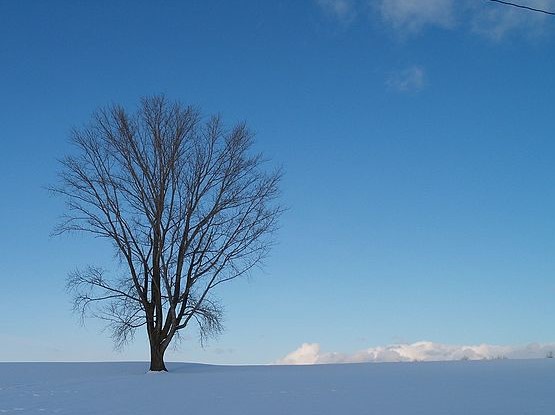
[1,0,555,364]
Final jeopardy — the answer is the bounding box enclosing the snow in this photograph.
[1,359,554,414]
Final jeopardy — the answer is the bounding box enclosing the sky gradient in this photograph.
[1,0,555,364]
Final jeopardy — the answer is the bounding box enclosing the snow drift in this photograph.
[1,360,555,414]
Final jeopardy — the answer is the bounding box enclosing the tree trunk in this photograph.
[149,341,167,372]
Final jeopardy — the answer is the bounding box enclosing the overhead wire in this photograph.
[487,0,555,16]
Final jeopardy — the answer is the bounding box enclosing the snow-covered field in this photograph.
[1,359,554,414]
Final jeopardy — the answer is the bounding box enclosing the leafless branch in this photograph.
[53,95,282,370]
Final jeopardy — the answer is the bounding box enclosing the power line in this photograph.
[487,0,555,15]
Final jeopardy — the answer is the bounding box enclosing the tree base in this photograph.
[149,363,168,372]
[149,349,168,372]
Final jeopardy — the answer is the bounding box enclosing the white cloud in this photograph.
[277,340,555,364]
[386,65,426,92]
[469,0,551,41]
[278,343,321,365]
[316,0,357,23]
[378,0,456,34]
[315,0,553,40]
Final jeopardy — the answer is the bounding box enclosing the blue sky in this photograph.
[1,0,555,364]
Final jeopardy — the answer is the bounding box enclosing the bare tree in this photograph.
[53,96,282,371]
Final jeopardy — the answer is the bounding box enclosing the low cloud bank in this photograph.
[277,341,555,365]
